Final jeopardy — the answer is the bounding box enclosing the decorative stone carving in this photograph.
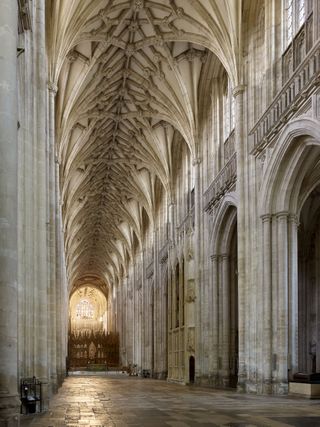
[125,43,135,56]
[175,7,184,18]
[89,342,96,359]
[186,282,196,303]
[48,82,58,95]
[129,21,139,32]
[133,0,144,11]
[187,328,195,352]
[154,36,164,47]
[67,50,78,63]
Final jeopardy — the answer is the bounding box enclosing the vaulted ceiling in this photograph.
[47,0,243,294]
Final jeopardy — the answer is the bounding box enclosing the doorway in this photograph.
[189,356,195,383]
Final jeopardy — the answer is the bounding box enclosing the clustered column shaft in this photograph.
[0,1,20,426]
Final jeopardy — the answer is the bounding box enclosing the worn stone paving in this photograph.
[21,375,320,427]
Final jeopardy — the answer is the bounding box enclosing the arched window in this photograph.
[286,0,294,45]
[76,299,94,319]
[284,0,310,47]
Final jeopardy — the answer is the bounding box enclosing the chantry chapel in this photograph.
[1,0,320,425]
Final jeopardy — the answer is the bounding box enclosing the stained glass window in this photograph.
[76,300,94,319]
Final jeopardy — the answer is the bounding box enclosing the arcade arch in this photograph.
[210,200,238,388]
[259,118,320,393]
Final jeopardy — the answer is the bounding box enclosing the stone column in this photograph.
[210,255,219,384]
[161,264,168,378]
[139,252,144,370]
[56,147,67,386]
[168,201,175,244]
[276,212,289,393]
[123,276,128,366]
[261,214,272,393]
[0,1,20,425]
[288,214,299,379]
[167,265,172,379]
[271,213,279,390]
[221,254,230,385]
[33,0,49,408]
[126,274,134,366]
[218,255,223,383]
[193,157,203,382]
[201,251,210,380]
[153,229,159,377]
[48,82,58,392]
[233,85,246,391]
[132,264,137,366]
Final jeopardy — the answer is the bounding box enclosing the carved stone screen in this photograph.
[68,330,119,369]
[68,285,119,369]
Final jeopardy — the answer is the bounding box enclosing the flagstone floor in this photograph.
[21,375,320,427]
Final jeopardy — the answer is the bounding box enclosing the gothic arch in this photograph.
[259,117,320,215]
[209,194,238,388]
[210,193,238,255]
[257,117,320,394]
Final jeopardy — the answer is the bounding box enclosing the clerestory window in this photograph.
[282,0,313,81]
[284,0,311,48]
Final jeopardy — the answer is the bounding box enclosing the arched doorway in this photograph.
[211,202,238,388]
[229,223,238,388]
[189,356,195,383]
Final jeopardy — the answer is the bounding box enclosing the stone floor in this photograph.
[21,375,320,427]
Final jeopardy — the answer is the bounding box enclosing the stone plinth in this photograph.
[289,382,320,398]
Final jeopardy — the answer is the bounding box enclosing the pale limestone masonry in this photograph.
[0,1,20,425]
[1,1,320,425]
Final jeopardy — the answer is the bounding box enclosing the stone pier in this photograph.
[0,1,20,426]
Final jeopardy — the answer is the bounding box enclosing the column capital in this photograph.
[232,84,246,98]
[288,213,299,225]
[48,81,58,95]
[210,254,218,261]
[192,156,202,166]
[275,210,289,220]
[261,213,272,223]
